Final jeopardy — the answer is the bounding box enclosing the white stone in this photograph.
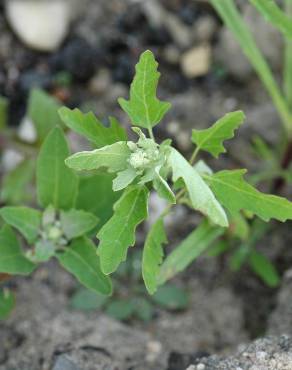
[5,0,71,51]
[181,44,211,78]
[18,116,37,143]
[1,149,23,171]
[197,364,206,370]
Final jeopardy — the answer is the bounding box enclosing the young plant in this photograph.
[0,126,113,319]
[63,50,292,294]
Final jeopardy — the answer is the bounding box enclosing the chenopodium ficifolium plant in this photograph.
[0,126,113,301]
[64,50,292,295]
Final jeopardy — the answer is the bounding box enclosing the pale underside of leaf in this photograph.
[153,168,176,204]
[168,148,228,227]
[113,167,138,191]
[65,141,131,173]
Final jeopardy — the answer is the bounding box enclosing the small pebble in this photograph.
[18,116,37,143]
[181,44,211,78]
[197,364,206,370]
[256,351,268,360]
[53,355,81,370]
[5,0,71,51]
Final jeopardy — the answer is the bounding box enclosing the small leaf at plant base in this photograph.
[0,206,41,243]
[152,284,188,310]
[168,148,228,227]
[0,289,15,320]
[76,173,121,229]
[228,211,250,241]
[191,111,245,158]
[60,209,99,240]
[118,50,171,129]
[0,225,35,275]
[133,297,154,321]
[28,89,62,141]
[207,240,230,257]
[142,217,168,294]
[37,127,78,210]
[57,237,112,295]
[1,159,35,205]
[105,299,135,321]
[206,169,292,222]
[59,107,127,148]
[159,221,223,284]
[249,250,280,287]
[70,288,109,311]
[31,240,56,263]
[65,142,131,173]
[113,167,138,191]
[98,186,149,274]
[229,244,250,271]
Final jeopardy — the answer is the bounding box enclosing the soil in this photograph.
[0,0,292,369]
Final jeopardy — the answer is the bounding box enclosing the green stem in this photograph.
[148,127,155,141]
[284,0,292,110]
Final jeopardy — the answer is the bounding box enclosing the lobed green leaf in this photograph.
[0,206,41,243]
[191,111,245,157]
[97,185,149,274]
[206,169,292,222]
[142,217,168,294]
[118,50,171,129]
[59,107,127,148]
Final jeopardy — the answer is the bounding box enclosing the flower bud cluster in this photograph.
[127,138,160,174]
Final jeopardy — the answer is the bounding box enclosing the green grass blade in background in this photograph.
[284,0,292,109]
[0,96,8,130]
[210,0,292,136]
[250,0,292,38]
